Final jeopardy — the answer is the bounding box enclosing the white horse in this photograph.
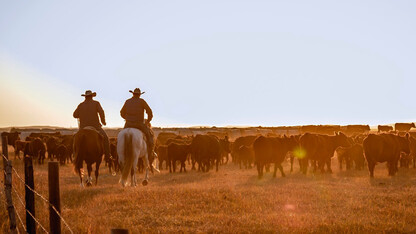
[117,128,152,187]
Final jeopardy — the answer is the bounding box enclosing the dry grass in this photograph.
[2,150,416,233]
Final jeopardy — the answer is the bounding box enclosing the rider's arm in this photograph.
[97,102,106,125]
[143,100,153,123]
[120,101,127,120]
[73,104,80,118]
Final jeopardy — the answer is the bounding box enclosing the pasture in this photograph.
[2,149,416,233]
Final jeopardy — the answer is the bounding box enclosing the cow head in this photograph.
[334,132,350,147]
[399,133,411,154]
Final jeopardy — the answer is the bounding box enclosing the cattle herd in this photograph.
[1,122,416,182]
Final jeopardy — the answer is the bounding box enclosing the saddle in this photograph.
[83,126,101,135]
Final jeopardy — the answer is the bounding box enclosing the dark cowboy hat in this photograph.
[129,88,145,95]
[81,90,97,97]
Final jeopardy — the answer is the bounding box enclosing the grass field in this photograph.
[2,150,416,233]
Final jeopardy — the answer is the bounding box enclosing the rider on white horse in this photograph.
[120,88,155,160]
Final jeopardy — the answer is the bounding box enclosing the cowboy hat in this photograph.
[81,90,97,97]
[129,88,145,95]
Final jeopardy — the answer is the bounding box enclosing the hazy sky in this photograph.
[1,1,415,128]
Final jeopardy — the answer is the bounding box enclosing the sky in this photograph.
[1,1,416,128]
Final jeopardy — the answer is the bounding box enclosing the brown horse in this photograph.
[73,128,104,186]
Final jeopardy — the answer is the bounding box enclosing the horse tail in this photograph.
[73,132,85,175]
[121,131,134,183]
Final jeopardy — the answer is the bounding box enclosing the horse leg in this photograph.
[142,168,149,186]
[78,167,83,187]
[87,164,93,186]
[95,162,101,186]
[131,167,136,187]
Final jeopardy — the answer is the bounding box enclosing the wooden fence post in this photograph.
[2,135,17,233]
[25,156,36,234]
[48,161,61,234]
[111,228,129,234]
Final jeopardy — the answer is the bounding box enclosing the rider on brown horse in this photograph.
[73,90,110,160]
[120,88,155,159]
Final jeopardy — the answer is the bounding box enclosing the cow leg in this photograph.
[318,160,325,173]
[338,156,343,170]
[300,159,307,174]
[216,159,219,172]
[257,163,262,179]
[192,159,197,170]
[290,155,294,172]
[273,163,278,178]
[367,161,375,178]
[413,154,416,168]
[182,161,187,173]
[278,164,285,177]
[169,160,172,173]
[326,159,332,173]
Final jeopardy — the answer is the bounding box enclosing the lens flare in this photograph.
[293,147,306,159]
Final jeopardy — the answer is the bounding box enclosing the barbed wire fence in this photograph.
[1,136,74,234]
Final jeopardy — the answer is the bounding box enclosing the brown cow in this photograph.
[394,123,415,132]
[345,125,370,135]
[156,145,168,170]
[363,133,410,177]
[46,137,59,160]
[108,142,119,175]
[1,131,20,151]
[337,144,365,170]
[60,134,74,161]
[298,132,350,174]
[219,136,231,164]
[56,144,69,165]
[253,135,297,179]
[73,129,104,186]
[24,138,46,164]
[231,135,257,166]
[14,140,29,159]
[190,134,221,172]
[237,145,254,169]
[168,142,191,173]
[378,125,393,133]
[408,136,416,168]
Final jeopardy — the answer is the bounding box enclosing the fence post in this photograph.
[25,156,36,234]
[48,161,61,234]
[111,228,129,234]
[2,135,17,234]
